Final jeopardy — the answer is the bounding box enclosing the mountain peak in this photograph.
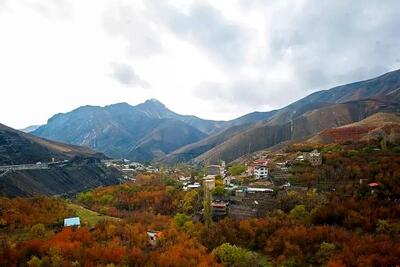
[143,98,165,107]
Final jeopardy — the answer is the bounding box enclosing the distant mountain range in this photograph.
[32,99,276,161]
[30,69,400,164]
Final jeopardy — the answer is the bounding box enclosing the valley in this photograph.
[1,69,400,266]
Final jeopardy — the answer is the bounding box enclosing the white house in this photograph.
[254,166,269,179]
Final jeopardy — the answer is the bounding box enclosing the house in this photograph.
[183,183,201,191]
[368,182,381,194]
[246,187,274,194]
[212,202,228,217]
[147,231,163,247]
[247,159,270,179]
[254,166,269,179]
[64,217,81,228]
[308,150,322,166]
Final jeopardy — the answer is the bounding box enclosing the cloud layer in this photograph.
[0,0,399,128]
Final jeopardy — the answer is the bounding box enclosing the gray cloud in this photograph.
[146,1,247,67]
[110,63,150,88]
[105,0,400,114]
[263,1,400,89]
[195,0,400,112]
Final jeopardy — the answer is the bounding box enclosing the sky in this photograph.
[0,0,400,129]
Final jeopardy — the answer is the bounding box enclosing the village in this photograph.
[57,144,390,251]
[98,149,325,219]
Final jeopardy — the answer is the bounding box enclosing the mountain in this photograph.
[32,100,212,161]
[0,123,104,165]
[189,69,400,163]
[19,125,42,133]
[0,164,122,197]
[159,110,279,164]
[0,124,122,197]
[126,119,207,162]
[159,123,251,164]
[308,112,400,144]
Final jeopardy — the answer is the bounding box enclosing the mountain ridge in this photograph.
[31,68,400,164]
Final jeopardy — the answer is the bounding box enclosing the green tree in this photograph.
[77,191,94,206]
[289,205,310,223]
[174,213,191,229]
[182,190,199,214]
[228,164,247,176]
[212,186,226,197]
[212,243,271,267]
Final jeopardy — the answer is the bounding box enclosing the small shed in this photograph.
[64,217,81,228]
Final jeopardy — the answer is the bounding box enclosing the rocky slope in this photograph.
[0,164,122,197]
[0,124,122,197]
[308,112,400,144]
[0,123,104,165]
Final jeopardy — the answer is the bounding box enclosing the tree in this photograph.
[174,213,191,229]
[289,205,310,224]
[212,186,226,197]
[204,191,212,228]
[181,190,198,214]
[27,256,42,267]
[316,242,336,265]
[212,243,270,267]
[30,224,46,238]
[229,164,247,176]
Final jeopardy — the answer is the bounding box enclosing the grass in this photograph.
[68,203,120,227]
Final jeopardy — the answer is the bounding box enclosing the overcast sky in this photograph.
[1,0,400,128]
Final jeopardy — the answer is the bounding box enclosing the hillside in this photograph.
[127,119,207,162]
[0,164,121,197]
[0,123,104,165]
[159,123,251,164]
[193,78,400,164]
[0,124,122,196]
[308,112,400,144]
